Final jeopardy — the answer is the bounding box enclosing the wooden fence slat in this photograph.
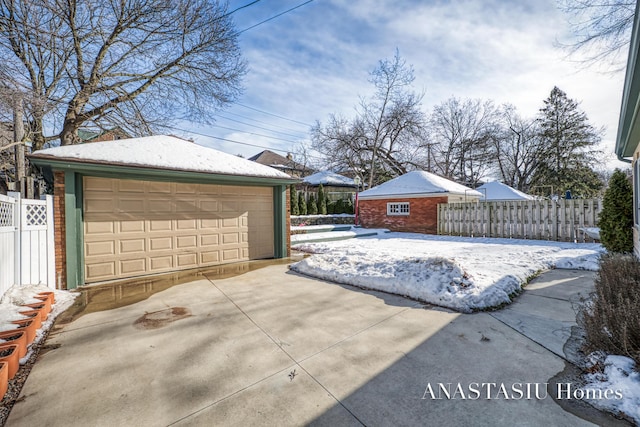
[437,198,602,242]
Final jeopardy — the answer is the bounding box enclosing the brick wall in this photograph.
[53,171,67,289]
[359,196,448,234]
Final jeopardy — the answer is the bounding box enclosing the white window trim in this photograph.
[387,202,410,216]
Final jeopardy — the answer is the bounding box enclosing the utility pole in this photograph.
[13,96,26,197]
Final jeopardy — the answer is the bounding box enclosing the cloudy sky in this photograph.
[176,0,630,170]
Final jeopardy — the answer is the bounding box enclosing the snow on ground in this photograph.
[291,232,603,313]
[0,285,78,363]
[581,355,640,424]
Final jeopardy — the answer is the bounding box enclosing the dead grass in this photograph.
[580,254,640,365]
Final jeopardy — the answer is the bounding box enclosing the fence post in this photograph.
[8,191,21,286]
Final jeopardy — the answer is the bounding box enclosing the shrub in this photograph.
[345,198,354,214]
[290,185,299,215]
[334,199,345,214]
[327,200,336,214]
[581,254,640,365]
[308,194,318,215]
[298,192,307,215]
[317,185,327,215]
[598,169,633,253]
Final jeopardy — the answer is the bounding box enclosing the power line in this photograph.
[216,114,307,139]
[210,123,303,144]
[221,110,309,135]
[166,125,325,161]
[237,0,315,35]
[224,0,262,18]
[236,103,313,127]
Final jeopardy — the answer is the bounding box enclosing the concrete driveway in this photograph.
[6,262,626,426]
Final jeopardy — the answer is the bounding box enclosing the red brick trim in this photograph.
[53,171,67,289]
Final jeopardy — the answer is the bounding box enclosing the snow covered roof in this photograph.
[476,181,535,201]
[358,171,481,199]
[302,171,356,187]
[30,135,292,179]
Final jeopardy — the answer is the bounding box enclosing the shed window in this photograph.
[387,202,410,216]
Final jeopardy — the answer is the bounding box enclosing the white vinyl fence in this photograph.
[438,199,602,242]
[0,192,55,298]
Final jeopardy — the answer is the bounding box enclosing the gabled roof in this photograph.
[359,170,481,199]
[302,171,355,187]
[475,181,535,201]
[30,135,293,179]
[248,150,308,172]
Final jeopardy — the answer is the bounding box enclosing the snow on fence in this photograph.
[0,192,55,298]
[437,198,602,242]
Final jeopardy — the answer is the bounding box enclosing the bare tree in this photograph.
[312,50,427,187]
[429,97,501,186]
[558,0,636,70]
[492,105,544,192]
[0,0,246,148]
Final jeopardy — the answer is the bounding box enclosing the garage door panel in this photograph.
[117,180,144,192]
[177,219,197,230]
[86,262,116,280]
[120,220,145,233]
[150,256,173,270]
[119,199,145,213]
[86,221,114,234]
[148,199,172,213]
[120,239,145,253]
[177,235,197,248]
[201,251,220,263]
[84,177,275,283]
[201,234,219,246]
[149,220,172,232]
[84,198,114,214]
[85,240,115,256]
[120,259,146,275]
[177,253,197,267]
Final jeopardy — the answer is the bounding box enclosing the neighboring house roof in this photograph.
[30,135,294,180]
[475,181,535,201]
[78,127,130,143]
[302,171,356,187]
[615,1,640,161]
[248,150,309,172]
[359,171,482,200]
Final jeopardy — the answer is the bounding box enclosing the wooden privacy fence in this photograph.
[437,199,602,242]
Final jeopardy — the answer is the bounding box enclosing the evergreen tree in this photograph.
[532,86,604,197]
[308,194,318,215]
[598,169,633,253]
[317,185,327,215]
[298,192,307,215]
[290,185,299,215]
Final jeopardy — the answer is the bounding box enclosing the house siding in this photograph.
[53,171,67,289]
[635,148,640,258]
[359,196,449,234]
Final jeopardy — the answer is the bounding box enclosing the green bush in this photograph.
[317,185,327,215]
[298,192,307,215]
[327,200,336,214]
[581,254,640,365]
[308,194,318,214]
[345,198,354,214]
[290,185,299,215]
[598,169,633,253]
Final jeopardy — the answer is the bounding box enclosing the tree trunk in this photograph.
[13,98,25,196]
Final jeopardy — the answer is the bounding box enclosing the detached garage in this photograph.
[30,135,297,288]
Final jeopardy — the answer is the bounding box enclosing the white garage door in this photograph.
[83,177,274,283]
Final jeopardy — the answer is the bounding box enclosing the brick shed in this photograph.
[358,171,481,234]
